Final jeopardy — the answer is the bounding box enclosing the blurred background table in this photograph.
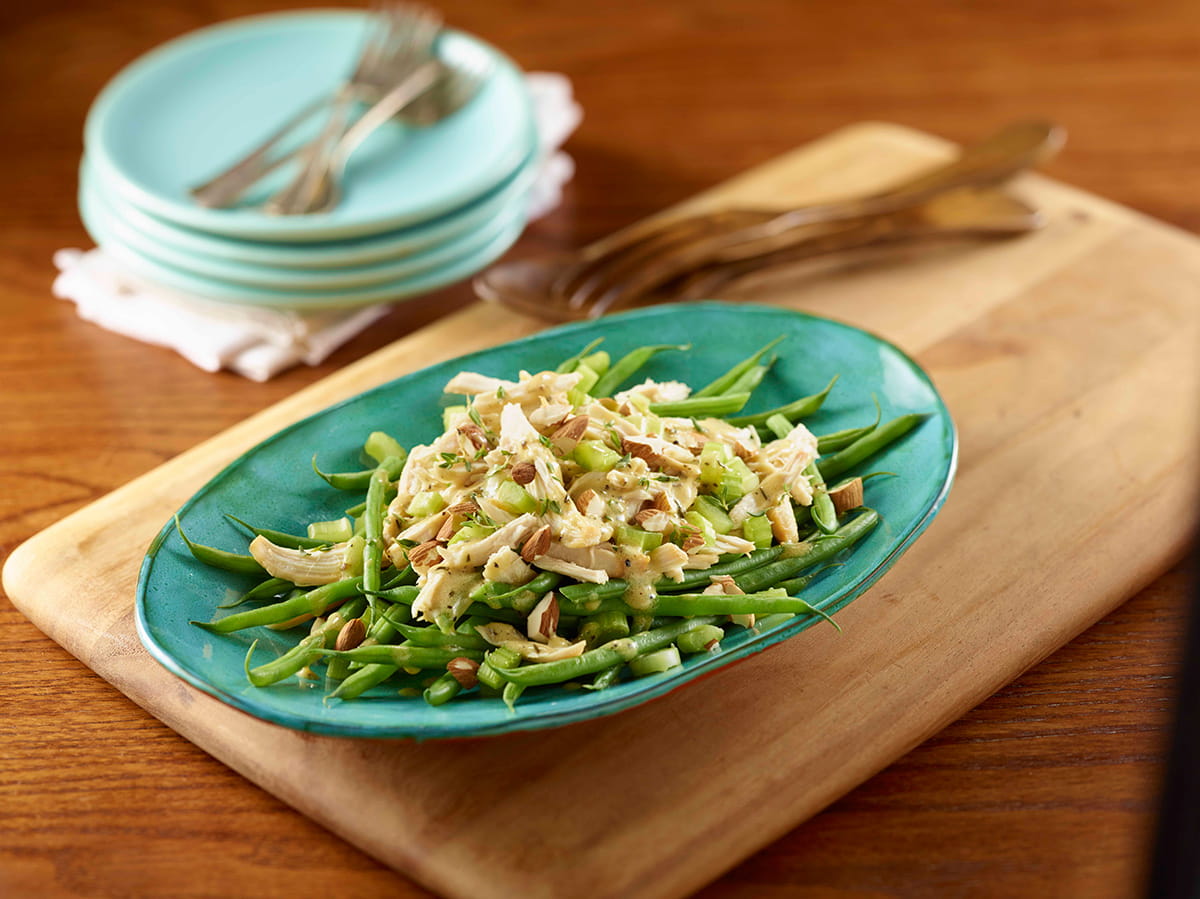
[1,1,1195,896]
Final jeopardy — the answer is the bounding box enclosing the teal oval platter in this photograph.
[79,144,537,271]
[136,303,958,739]
[84,192,529,310]
[85,12,535,241]
[81,163,531,291]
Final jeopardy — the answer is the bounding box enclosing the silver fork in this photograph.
[188,2,440,210]
[263,4,443,216]
[277,49,494,215]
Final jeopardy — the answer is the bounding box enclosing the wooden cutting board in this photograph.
[5,123,1199,899]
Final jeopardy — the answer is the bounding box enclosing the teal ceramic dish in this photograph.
[81,166,532,291]
[79,146,538,271]
[85,12,535,241]
[136,303,957,739]
[85,194,529,310]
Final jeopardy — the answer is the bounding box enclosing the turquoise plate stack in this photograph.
[79,10,538,310]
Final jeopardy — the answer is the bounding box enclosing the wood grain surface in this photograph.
[1,1,1197,897]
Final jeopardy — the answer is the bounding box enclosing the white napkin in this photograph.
[54,72,582,382]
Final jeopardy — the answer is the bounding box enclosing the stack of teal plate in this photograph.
[80,11,538,310]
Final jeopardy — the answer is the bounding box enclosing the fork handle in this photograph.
[188,94,334,209]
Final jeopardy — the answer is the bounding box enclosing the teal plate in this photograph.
[84,192,529,310]
[85,12,535,241]
[79,144,538,271]
[136,303,957,739]
[81,163,533,293]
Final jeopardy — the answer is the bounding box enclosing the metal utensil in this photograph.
[266,51,492,216]
[264,4,443,216]
[476,185,1042,322]
[473,120,1064,319]
[188,2,441,210]
[557,120,1063,310]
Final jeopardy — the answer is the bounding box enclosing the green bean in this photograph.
[558,546,787,612]
[330,662,400,700]
[693,336,785,398]
[362,459,397,602]
[582,665,623,691]
[424,671,463,706]
[818,413,928,481]
[578,610,630,648]
[217,576,290,609]
[496,616,722,687]
[764,413,793,440]
[815,397,881,453]
[225,515,329,550]
[727,375,838,428]
[591,344,690,397]
[724,359,774,398]
[365,585,421,605]
[647,589,828,617]
[502,682,526,710]
[194,577,363,634]
[382,565,417,589]
[555,337,605,373]
[390,621,490,650]
[344,500,367,517]
[733,510,879,593]
[774,562,841,597]
[321,644,484,668]
[312,453,404,491]
[648,392,750,418]
[804,461,838,534]
[470,572,562,608]
[242,597,369,687]
[175,517,265,576]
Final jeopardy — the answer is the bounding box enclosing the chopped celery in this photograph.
[406,491,446,518]
[742,514,773,549]
[699,442,734,486]
[449,522,494,545]
[574,440,622,472]
[629,646,682,676]
[364,431,407,465]
[442,405,469,430]
[492,479,538,515]
[684,510,718,545]
[574,362,601,395]
[307,517,353,543]
[716,457,760,504]
[614,524,664,552]
[580,350,611,376]
[691,495,733,534]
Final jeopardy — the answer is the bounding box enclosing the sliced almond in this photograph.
[651,492,673,513]
[633,508,671,532]
[511,460,537,485]
[551,415,590,452]
[335,617,366,651]
[447,657,480,689]
[573,488,605,518]
[526,592,560,643]
[709,574,745,595]
[828,477,865,514]
[621,435,660,465]
[681,531,707,553]
[446,500,480,517]
[436,516,458,542]
[408,539,445,573]
[520,524,552,562]
[457,422,488,449]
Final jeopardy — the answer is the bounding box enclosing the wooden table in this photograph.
[1,1,1195,895]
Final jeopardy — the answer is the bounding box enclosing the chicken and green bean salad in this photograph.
[181,338,926,707]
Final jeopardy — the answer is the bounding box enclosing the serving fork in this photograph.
[474,120,1064,320]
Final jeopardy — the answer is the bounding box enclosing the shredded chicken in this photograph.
[381,366,817,624]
